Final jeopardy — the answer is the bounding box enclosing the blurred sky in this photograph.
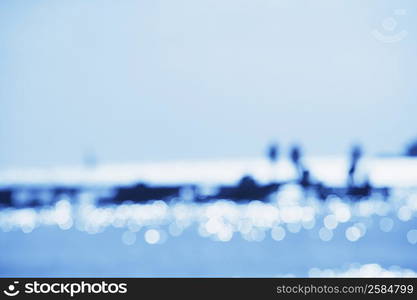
[1,0,416,168]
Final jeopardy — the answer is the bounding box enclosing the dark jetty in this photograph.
[100,183,190,204]
[0,144,394,208]
[0,186,80,208]
[196,175,281,203]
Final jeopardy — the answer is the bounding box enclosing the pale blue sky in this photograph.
[1,0,416,168]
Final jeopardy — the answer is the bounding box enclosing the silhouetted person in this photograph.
[267,142,279,182]
[315,182,329,200]
[267,143,279,164]
[348,144,363,187]
[406,139,417,156]
[299,169,311,188]
[290,144,303,176]
[361,178,372,196]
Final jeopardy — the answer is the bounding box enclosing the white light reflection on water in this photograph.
[407,229,417,245]
[309,264,417,277]
[0,189,417,246]
[145,229,161,244]
[379,217,394,232]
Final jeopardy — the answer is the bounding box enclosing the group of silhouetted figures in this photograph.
[0,144,390,208]
[247,143,389,202]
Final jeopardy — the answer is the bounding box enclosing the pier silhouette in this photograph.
[0,143,395,208]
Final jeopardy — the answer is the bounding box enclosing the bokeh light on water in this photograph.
[1,187,416,246]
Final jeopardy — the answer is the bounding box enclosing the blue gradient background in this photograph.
[1,0,416,168]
